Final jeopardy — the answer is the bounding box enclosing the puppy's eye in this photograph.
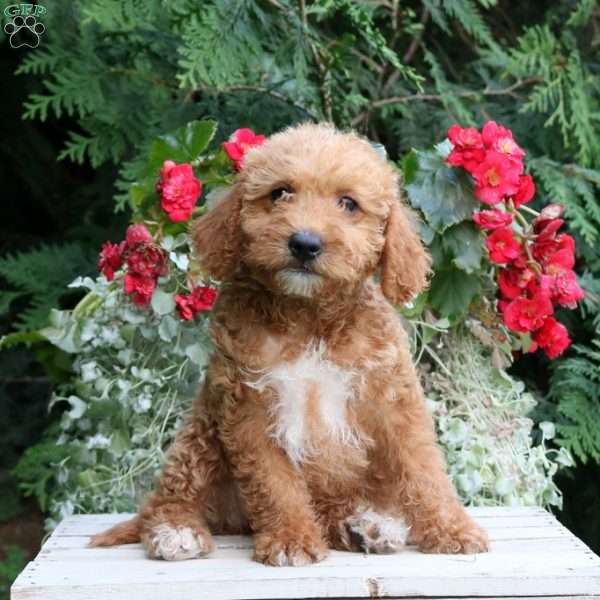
[271,186,291,202]
[339,196,359,213]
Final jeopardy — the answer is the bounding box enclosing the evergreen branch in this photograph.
[403,7,431,64]
[298,0,333,121]
[107,67,177,89]
[381,7,431,96]
[352,76,543,126]
[193,84,318,120]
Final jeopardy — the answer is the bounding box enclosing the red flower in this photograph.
[481,121,525,164]
[544,248,575,274]
[156,161,202,223]
[511,174,535,208]
[498,266,535,299]
[98,241,125,281]
[535,218,565,242]
[473,209,513,230]
[473,151,521,205]
[447,125,486,172]
[223,128,266,171]
[539,249,583,307]
[503,293,553,333]
[556,233,575,254]
[486,226,523,264]
[532,317,571,358]
[108,223,169,309]
[528,274,553,299]
[533,204,564,232]
[175,285,217,320]
[124,274,156,306]
[126,245,168,280]
[553,271,585,308]
[533,232,574,263]
[175,294,195,320]
[190,286,217,311]
[126,224,153,246]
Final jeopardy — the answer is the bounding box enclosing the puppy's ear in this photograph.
[190,185,243,280]
[380,199,431,305]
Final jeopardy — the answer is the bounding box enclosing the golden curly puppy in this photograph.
[91,123,489,565]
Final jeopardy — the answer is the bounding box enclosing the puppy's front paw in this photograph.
[143,523,214,560]
[253,532,328,566]
[417,521,489,554]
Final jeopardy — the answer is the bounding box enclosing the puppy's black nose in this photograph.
[288,231,322,262]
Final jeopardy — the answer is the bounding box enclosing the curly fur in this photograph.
[90,123,488,565]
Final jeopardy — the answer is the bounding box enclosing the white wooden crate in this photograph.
[11,507,600,600]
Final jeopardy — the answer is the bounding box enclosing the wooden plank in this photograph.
[13,549,600,578]
[12,507,600,600]
[11,564,600,600]
[14,544,600,581]
[18,544,600,574]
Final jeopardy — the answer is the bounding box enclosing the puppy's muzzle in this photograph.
[288,231,322,263]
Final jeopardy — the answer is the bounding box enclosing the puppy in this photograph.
[91,123,489,565]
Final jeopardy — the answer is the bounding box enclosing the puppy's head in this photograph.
[192,123,430,304]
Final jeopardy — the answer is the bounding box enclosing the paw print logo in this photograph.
[4,15,45,48]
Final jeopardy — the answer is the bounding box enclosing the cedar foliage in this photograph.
[4,0,600,544]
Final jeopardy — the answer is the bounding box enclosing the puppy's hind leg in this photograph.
[138,415,226,561]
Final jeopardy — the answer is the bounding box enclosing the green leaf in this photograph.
[39,309,80,353]
[148,138,188,170]
[110,430,131,455]
[400,290,429,318]
[404,148,478,232]
[148,120,218,172]
[0,243,94,331]
[185,342,208,367]
[429,222,483,274]
[428,267,481,318]
[520,332,534,353]
[401,150,418,184]
[158,315,179,341]
[151,289,175,316]
[78,469,101,488]
[0,330,45,350]
[0,291,23,315]
[188,120,218,158]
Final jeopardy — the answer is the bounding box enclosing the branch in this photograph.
[403,7,430,64]
[298,0,333,121]
[350,47,384,74]
[108,67,176,89]
[351,77,543,127]
[194,84,318,120]
[380,7,430,96]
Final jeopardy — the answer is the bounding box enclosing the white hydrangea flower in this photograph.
[99,325,123,347]
[86,433,112,449]
[79,361,100,382]
[80,320,98,343]
[133,393,152,413]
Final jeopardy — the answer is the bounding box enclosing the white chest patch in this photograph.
[245,342,359,466]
